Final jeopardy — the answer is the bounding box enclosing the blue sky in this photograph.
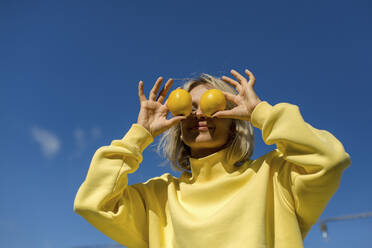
[1,0,371,247]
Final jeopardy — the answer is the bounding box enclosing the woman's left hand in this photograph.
[212,69,262,122]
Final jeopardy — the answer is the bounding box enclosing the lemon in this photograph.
[200,89,226,117]
[167,89,192,116]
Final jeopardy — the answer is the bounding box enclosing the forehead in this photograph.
[189,83,214,100]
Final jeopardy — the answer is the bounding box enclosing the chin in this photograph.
[192,134,215,143]
[182,130,228,149]
[189,139,227,149]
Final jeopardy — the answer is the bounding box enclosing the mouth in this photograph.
[192,126,210,131]
[190,122,215,131]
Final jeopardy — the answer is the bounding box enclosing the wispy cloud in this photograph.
[30,127,61,158]
[43,239,53,248]
[72,126,103,157]
[91,127,102,140]
[74,128,86,150]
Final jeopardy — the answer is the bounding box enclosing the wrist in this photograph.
[136,122,150,133]
[253,99,262,109]
[120,124,154,153]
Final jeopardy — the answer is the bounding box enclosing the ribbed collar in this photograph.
[186,145,242,183]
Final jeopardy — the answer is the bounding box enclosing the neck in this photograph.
[190,143,231,158]
[186,145,242,183]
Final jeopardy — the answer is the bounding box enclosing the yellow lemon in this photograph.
[167,89,192,116]
[200,89,226,117]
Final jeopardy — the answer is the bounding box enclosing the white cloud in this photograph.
[30,127,61,158]
[74,127,102,149]
[91,127,102,139]
[70,126,102,159]
[43,239,53,248]
[74,128,86,149]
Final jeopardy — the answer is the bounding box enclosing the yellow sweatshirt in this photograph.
[74,101,351,248]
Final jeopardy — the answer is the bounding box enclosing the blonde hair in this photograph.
[156,73,255,172]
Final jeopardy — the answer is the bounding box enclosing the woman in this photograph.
[74,69,351,248]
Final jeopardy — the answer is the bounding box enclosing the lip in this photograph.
[191,122,215,130]
[196,124,208,127]
[192,126,210,130]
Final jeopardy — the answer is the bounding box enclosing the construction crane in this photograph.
[319,211,372,241]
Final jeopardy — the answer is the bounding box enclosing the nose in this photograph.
[194,106,206,119]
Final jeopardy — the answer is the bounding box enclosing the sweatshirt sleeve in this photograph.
[73,124,154,248]
[250,101,351,235]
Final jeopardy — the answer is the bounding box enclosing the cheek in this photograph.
[215,120,233,132]
[180,122,192,140]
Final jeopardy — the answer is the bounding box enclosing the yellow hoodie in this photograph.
[74,101,351,248]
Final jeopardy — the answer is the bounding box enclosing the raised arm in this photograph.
[217,68,351,237]
[74,77,185,247]
[250,101,351,237]
[74,124,153,247]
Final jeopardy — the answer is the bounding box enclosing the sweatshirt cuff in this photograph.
[120,124,154,153]
[250,101,273,130]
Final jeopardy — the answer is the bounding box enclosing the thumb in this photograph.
[212,109,236,119]
[167,115,186,127]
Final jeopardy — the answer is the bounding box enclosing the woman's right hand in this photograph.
[137,77,186,138]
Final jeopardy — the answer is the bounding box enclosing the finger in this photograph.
[157,78,173,103]
[161,100,169,115]
[230,69,248,84]
[138,81,147,102]
[212,109,237,119]
[162,86,182,106]
[149,77,163,101]
[221,75,242,92]
[167,115,187,126]
[244,69,256,86]
[222,91,239,105]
